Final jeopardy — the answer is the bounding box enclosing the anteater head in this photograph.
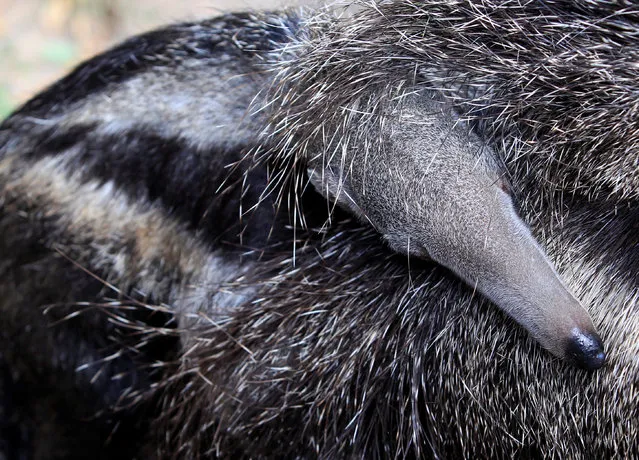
[308,92,605,370]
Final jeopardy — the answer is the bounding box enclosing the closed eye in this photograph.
[497,177,524,214]
[498,178,512,196]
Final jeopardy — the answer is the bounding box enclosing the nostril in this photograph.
[564,329,606,370]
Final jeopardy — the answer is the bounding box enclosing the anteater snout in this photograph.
[564,328,606,370]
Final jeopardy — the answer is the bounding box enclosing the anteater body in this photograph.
[0,1,637,458]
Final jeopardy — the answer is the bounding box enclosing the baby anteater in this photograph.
[307,92,605,369]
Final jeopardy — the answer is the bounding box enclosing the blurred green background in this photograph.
[0,0,306,118]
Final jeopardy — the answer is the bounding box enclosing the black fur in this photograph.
[11,13,300,118]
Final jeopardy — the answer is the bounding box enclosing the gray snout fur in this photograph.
[309,92,604,369]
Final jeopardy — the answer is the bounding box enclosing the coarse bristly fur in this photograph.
[0,1,637,459]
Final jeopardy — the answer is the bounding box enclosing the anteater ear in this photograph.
[307,164,365,219]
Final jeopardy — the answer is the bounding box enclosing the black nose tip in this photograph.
[565,329,606,370]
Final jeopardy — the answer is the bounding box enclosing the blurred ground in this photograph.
[0,0,308,117]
